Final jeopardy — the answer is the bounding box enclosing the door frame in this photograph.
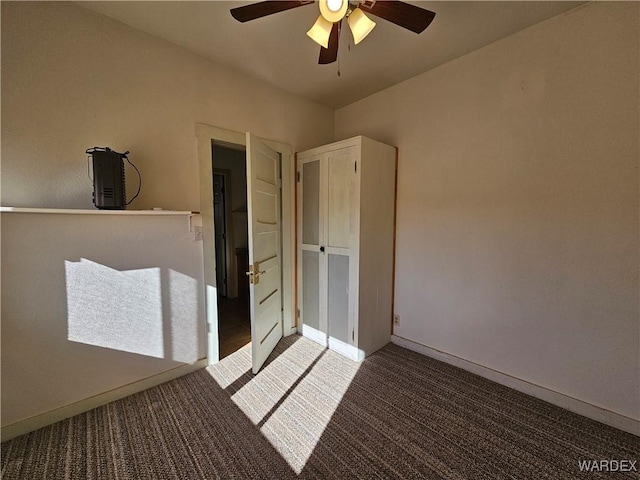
[196,123,295,365]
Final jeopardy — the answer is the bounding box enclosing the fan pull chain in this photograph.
[338,31,351,77]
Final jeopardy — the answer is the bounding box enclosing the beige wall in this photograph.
[336,2,639,421]
[1,1,334,210]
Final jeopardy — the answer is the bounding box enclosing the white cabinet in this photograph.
[296,136,397,361]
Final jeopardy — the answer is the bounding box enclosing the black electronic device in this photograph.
[86,147,140,210]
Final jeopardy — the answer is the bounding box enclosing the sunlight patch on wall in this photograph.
[65,258,164,358]
[206,284,220,364]
[169,269,199,363]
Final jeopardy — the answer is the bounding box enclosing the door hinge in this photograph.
[354,161,357,173]
[297,308,300,318]
[297,171,300,182]
[352,330,355,341]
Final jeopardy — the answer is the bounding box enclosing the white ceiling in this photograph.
[78,1,582,108]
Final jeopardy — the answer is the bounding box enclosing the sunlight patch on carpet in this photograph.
[207,336,361,473]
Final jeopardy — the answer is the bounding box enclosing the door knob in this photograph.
[246,262,266,284]
[320,246,325,252]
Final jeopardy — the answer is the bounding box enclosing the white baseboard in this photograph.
[328,336,365,362]
[301,326,365,361]
[301,324,328,347]
[1,359,208,442]
[391,335,639,436]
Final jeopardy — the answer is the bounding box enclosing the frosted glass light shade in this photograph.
[307,15,333,48]
[319,0,347,23]
[348,8,376,45]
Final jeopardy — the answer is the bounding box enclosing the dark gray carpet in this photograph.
[2,335,638,479]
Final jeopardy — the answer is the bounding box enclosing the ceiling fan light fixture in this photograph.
[327,0,344,12]
[307,15,333,48]
[348,7,376,45]
[319,0,348,23]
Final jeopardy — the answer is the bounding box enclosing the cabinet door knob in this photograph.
[320,246,325,253]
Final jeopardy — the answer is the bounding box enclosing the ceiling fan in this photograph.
[231,0,436,65]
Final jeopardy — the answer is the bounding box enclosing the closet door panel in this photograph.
[302,160,321,246]
[328,253,350,344]
[302,250,321,332]
[327,149,354,249]
[299,155,325,341]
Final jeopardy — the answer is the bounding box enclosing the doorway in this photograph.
[212,145,251,359]
[196,124,296,367]
[213,172,228,297]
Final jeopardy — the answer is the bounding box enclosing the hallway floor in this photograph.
[218,296,251,359]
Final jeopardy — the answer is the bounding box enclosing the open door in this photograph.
[246,132,283,374]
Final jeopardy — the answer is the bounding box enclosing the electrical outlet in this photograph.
[194,226,203,241]
[393,314,400,326]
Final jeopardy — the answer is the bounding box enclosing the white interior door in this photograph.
[246,132,283,374]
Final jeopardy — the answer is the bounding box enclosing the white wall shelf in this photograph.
[0,207,197,216]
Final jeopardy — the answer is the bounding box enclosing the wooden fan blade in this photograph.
[319,21,340,64]
[231,1,312,23]
[361,0,435,34]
